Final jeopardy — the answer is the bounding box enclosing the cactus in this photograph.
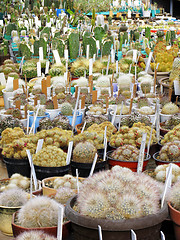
[55,84,65,95]
[61,102,73,116]
[0,188,28,207]
[17,196,62,228]
[169,180,180,211]
[6,23,17,36]
[102,39,112,56]
[94,26,105,44]
[91,8,96,29]
[54,187,76,204]
[52,38,65,58]
[73,141,97,163]
[111,145,140,161]
[77,166,161,220]
[18,42,32,59]
[145,27,151,40]
[140,81,151,94]
[159,141,180,162]
[68,32,79,59]
[46,100,54,110]
[161,102,179,115]
[83,36,96,58]
[16,231,57,240]
[155,163,180,183]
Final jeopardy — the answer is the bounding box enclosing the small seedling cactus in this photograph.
[46,99,54,110]
[73,141,97,163]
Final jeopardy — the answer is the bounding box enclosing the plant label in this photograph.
[57,205,64,240]
[118,101,124,131]
[89,58,93,76]
[36,139,44,153]
[103,138,107,162]
[41,78,47,97]
[160,231,165,240]
[137,133,147,174]
[81,121,86,133]
[81,95,85,109]
[106,55,110,75]
[46,75,51,87]
[39,47,44,61]
[64,49,69,60]
[131,230,137,240]
[98,225,103,240]
[26,149,38,190]
[0,73,6,86]
[116,61,118,74]
[19,56,25,74]
[53,50,61,64]
[76,169,80,194]
[174,80,180,95]
[89,153,98,177]
[72,88,80,129]
[161,164,172,208]
[86,45,89,59]
[13,79,19,90]
[146,122,154,157]
[15,100,21,109]
[111,105,117,125]
[0,20,3,26]
[132,50,137,63]
[66,141,73,165]
[53,95,58,109]
[111,48,115,63]
[145,51,153,72]
[92,90,97,104]
[37,62,41,77]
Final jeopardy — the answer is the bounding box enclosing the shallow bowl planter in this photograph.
[12,211,71,239]
[168,202,180,240]
[65,196,168,240]
[106,151,151,172]
[34,164,70,181]
[110,112,130,126]
[153,152,180,167]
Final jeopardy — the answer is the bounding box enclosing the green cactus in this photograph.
[83,36,96,58]
[102,39,112,56]
[46,100,54,110]
[94,26,105,44]
[145,27,151,40]
[61,102,73,116]
[91,8,96,29]
[40,26,51,39]
[73,141,97,163]
[68,32,79,59]
[18,42,32,59]
[170,30,176,45]
[6,23,17,36]
[52,38,65,58]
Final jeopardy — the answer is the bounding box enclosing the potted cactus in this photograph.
[160,102,180,123]
[168,180,180,240]
[15,230,58,240]
[65,166,168,240]
[12,196,70,239]
[0,188,29,236]
[45,99,61,120]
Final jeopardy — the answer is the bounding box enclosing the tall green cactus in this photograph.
[91,8,95,29]
[145,27,151,40]
[68,32,79,59]
[18,42,32,59]
[52,38,65,58]
[166,31,171,45]
[83,36,96,58]
[102,39,112,56]
[94,26,105,44]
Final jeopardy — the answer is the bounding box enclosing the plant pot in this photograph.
[75,123,83,134]
[0,96,4,107]
[3,156,30,178]
[34,164,70,181]
[160,123,169,136]
[66,112,83,127]
[110,112,130,126]
[2,89,13,110]
[12,211,71,239]
[160,112,174,123]
[45,108,60,120]
[0,206,20,236]
[153,152,180,167]
[65,196,168,240]
[71,160,107,178]
[107,151,151,172]
[168,202,180,240]
[29,112,50,131]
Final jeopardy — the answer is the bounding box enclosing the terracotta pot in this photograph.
[0,96,4,107]
[153,152,180,167]
[75,123,83,134]
[65,196,168,240]
[168,202,180,240]
[12,212,71,239]
[107,151,151,172]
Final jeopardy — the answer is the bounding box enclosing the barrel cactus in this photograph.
[158,141,180,162]
[111,145,139,161]
[161,102,179,115]
[61,102,73,116]
[73,141,97,163]
[155,164,180,183]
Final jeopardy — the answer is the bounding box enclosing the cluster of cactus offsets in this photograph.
[110,123,157,148]
[70,58,89,77]
[45,99,54,110]
[17,196,61,228]
[111,145,140,161]
[33,146,67,167]
[53,175,82,190]
[0,173,30,192]
[16,230,57,240]
[77,166,161,220]
[55,84,65,95]
[169,180,180,211]
[138,106,155,115]
[163,114,180,130]
[39,115,71,130]
[54,187,76,205]
[87,106,106,115]
[155,164,180,183]
[13,93,27,106]
[115,104,130,115]
[169,57,180,84]
[61,102,73,116]
[0,127,25,146]
[49,63,66,77]
[73,141,97,163]
[96,76,110,87]
[161,102,179,115]
[5,108,23,120]
[158,141,180,162]
[0,117,23,135]
[0,188,28,207]
[161,124,180,144]
[140,81,152,94]
[121,112,151,128]
[82,115,108,130]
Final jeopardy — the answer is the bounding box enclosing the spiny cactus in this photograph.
[111,145,139,161]
[159,141,180,162]
[155,163,180,183]
[16,230,57,240]
[54,187,76,204]
[52,38,65,58]
[83,36,96,58]
[68,32,79,59]
[169,180,180,211]
[140,81,151,94]
[0,188,28,207]
[102,39,112,56]
[17,196,62,228]
[73,141,97,163]
[161,102,179,115]
[55,84,65,95]
[61,102,73,116]
[46,100,54,110]
[77,166,161,220]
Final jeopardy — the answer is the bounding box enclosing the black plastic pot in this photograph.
[65,196,168,240]
[71,160,107,178]
[34,164,70,180]
[3,156,30,178]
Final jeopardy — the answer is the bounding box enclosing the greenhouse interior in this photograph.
[0,0,180,239]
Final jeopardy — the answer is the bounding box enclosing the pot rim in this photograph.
[65,196,168,231]
[168,202,180,214]
[153,152,180,164]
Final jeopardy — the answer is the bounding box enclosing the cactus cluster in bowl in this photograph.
[161,124,180,144]
[154,164,180,183]
[121,112,151,127]
[161,102,179,115]
[158,141,180,162]
[110,123,157,148]
[0,116,23,135]
[161,114,180,130]
[110,145,140,161]
[39,115,71,130]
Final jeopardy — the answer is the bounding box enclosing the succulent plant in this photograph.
[55,84,65,95]
[155,164,180,183]
[87,105,106,116]
[138,106,155,115]
[0,117,23,136]
[33,145,67,167]
[53,115,71,130]
[0,188,28,207]
[140,81,152,94]
[61,102,73,116]
[54,187,76,205]
[68,32,79,60]
[46,99,54,110]
[169,180,180,211]
[73,141,97,163]
[158,141,180,162]
[121,112,151,128]
[5,108,23,120]
[111,145,140,161]
[161,102,179,115]
[163,114,180,130]
[1,127,25,146]
[76,166,161,220]
[17,196,61,228]
[96,76,110,87]
[16,231,57,240]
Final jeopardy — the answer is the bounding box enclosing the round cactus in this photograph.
[161,102,179,115]
[159,141,180,162]
[111,145,139,161]
[61,102,73,116]
[16,230,57,240]
[73,141,97,163]
[169,180,180,211]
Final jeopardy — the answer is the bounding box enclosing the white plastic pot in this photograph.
[2,90,13,110]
